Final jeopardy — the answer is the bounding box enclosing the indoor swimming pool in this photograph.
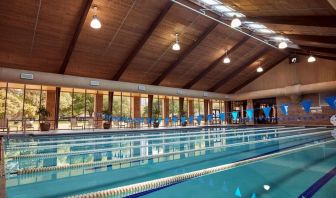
[2,126,336,198]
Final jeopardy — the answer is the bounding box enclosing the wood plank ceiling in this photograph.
[0,0,335,93]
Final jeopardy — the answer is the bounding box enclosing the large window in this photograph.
[169,97,179,117]
[0,82,7,119]
[122,93,132,118]
[113,93,121,117]
[1,81,228,131]
[140,95,148,117]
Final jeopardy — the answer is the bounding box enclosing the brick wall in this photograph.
[276,93,334,125]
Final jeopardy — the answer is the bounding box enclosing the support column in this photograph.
[188,99,194,117]
[108,92,113,114]
[163,97,169,119]
[209,100,213,114]
[133,96,140,118]
[204,99,209,121]
[246,99,254,125]
[95,93,103,128]
[179,97,184,117]
[46,90,56,130]
[148,95,153,123]
[54,87,61,129]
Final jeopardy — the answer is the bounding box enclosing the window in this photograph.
[140,96,148,117]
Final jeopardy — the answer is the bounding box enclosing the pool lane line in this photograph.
[298,167,336,198]
[114,136,333,198]
[6,126,288,148]
[7,126,287,145]
[6,127,316,154]
[8,127,327,159]
[67,139,336,198]
[13,130,332,175]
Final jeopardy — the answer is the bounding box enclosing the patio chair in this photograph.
[87,117,98,131]
[70,117,83,130]
[0,118,9,134]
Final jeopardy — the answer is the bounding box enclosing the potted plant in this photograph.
[180,110,187,126]
[102,110,112,129]
[152,106,161,128]
[36,107,50,131]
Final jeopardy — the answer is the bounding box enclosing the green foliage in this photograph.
[152,105,161,121]
[36,106,50,121]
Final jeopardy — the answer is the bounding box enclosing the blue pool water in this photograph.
[3,126,336,198]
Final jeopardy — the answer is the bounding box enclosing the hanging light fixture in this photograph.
[90,6,102,29]
[223,50,230,64]
[230,15,242,28]
[172,33,181,51]
[278,41,287,49]
[307,53,316,63]
[256,62,263,73]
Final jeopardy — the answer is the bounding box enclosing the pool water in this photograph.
[3,126,336,198]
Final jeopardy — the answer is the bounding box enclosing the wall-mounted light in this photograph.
[90,6,102,29]
[172,33,181,51]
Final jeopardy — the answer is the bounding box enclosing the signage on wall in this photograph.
[20,73,34,80]
[138,85,146,91]
[289,55,299,64]
[177,89,183,95]
[90,80,100,86]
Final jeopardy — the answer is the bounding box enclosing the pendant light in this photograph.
[90,6,102,29]
[256,62,263,73]
[172,33,181,51]
[307,53,316,63]
[223,50,230,64]
[278,41,287,49]
[231,15,242,28]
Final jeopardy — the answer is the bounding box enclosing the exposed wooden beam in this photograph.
[112,1,174,80]
[285,34,336,44]
[151,22,218,85]
[183,36,250,89]
[247,16,336,27]
[327,0,336,10]
[228,54,288,94]
[58,0,93,74]
[207,47,269,92]
[299,45,336,54]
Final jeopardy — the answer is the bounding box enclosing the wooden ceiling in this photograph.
[0,0,335,93]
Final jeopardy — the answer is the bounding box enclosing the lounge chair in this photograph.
[0,118,9,134]
[70,117,83,130]
[87,117,98,131]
